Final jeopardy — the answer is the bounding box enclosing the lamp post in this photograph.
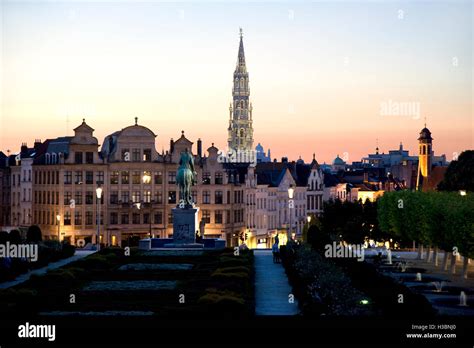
[56,214,61,243]
[142,172,153,238]
[96,186,103,251]
[287,184,294,243]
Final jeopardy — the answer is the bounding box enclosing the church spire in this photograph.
[237,28,246,67]
[228,28,254,154]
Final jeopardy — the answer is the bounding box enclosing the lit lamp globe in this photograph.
[288,185,294,199]
[96,187,103,199]
[143,172,152,184]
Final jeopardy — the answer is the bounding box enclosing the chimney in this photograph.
[34,139,42,151]
[197,138,202,157]
[170,139,174,153]
[21,142,28,154]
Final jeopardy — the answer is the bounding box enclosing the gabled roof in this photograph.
[254,161,314,187]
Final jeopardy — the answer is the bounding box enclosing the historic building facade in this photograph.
[23,119,248,247]
[244,158,324,248]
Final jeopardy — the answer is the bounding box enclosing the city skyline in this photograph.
[0,1,472,163]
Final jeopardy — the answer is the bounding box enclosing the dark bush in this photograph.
[0,231,9,244]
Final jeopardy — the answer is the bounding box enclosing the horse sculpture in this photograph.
[176,148,196,208]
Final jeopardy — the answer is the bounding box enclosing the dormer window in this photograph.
[85,152,93,164]
[75,152,83,164]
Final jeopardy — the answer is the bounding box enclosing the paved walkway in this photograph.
[254,249,299,315]
[0,250,94,289]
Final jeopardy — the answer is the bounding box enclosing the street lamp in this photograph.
[56,214,61,242]
[96,186,103,251]
[142,172,153,238]
[287,184,294,243]
[459,190,467,196]
[307,215,311,224]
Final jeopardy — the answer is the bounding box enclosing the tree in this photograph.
[9,229,22,244]
[438,150,474,192]
[26,225,42,243]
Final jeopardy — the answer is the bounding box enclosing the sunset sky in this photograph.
[0,0,472,164]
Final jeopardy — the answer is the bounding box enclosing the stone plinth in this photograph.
[164,207,203,249]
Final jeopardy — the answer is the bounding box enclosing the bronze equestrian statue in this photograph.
[176,148,197,208]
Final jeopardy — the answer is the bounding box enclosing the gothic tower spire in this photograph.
[228,28,254,154]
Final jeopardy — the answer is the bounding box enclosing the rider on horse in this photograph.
[176,148,197,207]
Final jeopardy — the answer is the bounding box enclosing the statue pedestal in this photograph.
[164,207,204,249]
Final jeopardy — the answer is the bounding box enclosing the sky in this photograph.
[0,0,472,164]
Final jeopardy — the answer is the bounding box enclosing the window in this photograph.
[132,149,141,162]
[110,191,118,204]
[144,191,151,203]
[154,171,163,184]
[86,191,93,205]
[132,213,140,224]
[75,191,83,205]
[85,152,93,164]
[64,171,72,185]
[86,171,93,184]
[75,152,83,164]
[215,172,223,184]
[191,191,197,204]
[132,191,141,203]
[121,171,129,184]
[143,149,152,162]
[110,212,118,225]
[203,191,210,204]
[215,190,223,204]
[226,210,231,224]
[215,210,223,224]
[96,171,104,185]
[74,211,82,225]
[121,191,130,203]
[154,212,163,224]
[168,191,176,204]
[86,211,93,225]
[132,171,141,184]
[143,213,150,224]
[64,211,71,225]
[227,191,230,204]
[75,171,83,185]
[110,171,119,185]
[64,192,72,205]
[168,171,176,184]
[121,213,129,224]
[168,213,173,224]
[154,191,163,204]
[202,210,211,224]
[202,172,211,185]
